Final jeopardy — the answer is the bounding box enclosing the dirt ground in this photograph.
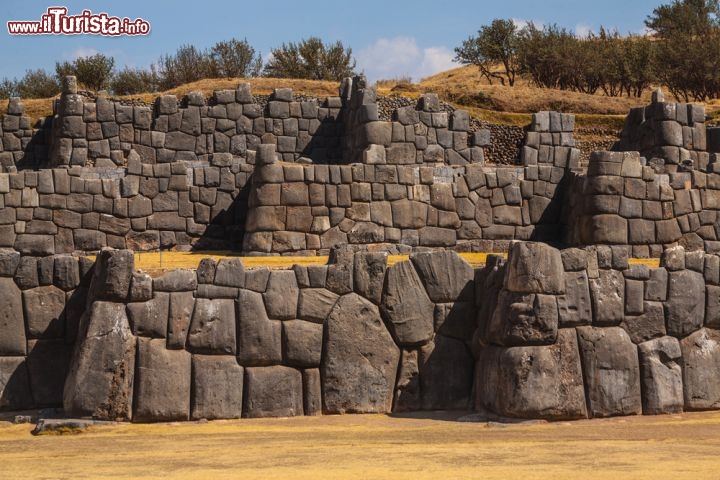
[1,411,720,480]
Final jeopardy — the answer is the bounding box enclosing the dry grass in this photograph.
[1,411,720,479]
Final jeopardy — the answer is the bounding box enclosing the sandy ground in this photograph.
[1,411,720,480]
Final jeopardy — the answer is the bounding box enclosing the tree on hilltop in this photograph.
[55,53,115,91]
[263,37,356,81]
[454,19,520,86]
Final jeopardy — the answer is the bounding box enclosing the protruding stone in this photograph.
[638,336,683,414]
[322,293,400,414]
[577,326,641,418]
[353,252,388,304]
[504,242,565,294]
[381,261,434,346]
[477,329,587,420]
[410,251,474,303]
[64,301,136,420]
[243,366,303,418]
[680,328,720,410]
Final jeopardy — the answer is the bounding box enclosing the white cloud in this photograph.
[356,37,456,83]
[575,23,593,38]
[511,18,544,30]
[65,47,99,60]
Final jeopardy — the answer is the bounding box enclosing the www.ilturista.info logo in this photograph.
[7,7,150,36]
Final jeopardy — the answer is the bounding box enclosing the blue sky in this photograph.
[1,0,663,82]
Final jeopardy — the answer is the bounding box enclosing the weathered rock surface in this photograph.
[487,291,558,346]
[322,293,399,414]
[126,292,169,338]
[353,252,387,304]
[243,366,303,418]
[478,328,587,420]
[89,249,133,302]
[133,338,191,422]
[0,357,33,410]
[0,277,26,355]
[577,326,641,418]
[557,270,592,327]
[263,270,298,320]
[589,269,625,326]
[22,286,66,338]
[167,291,194,349]
[381,261,434,346]
[64,301,136,420]
[27,339,70,406]
[638,336,683,414]
[236,289,282,366]
[282,320,323,367]
[419,335,474,410]
[191,355,243,420]
[680,328,720,410]
[187,298,236,355]
[666,270,705,337]
[410,251,474,302]
[298,288,338,323]
[504,242,565,294]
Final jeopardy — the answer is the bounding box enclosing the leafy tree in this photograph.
[454,19,520,86]
[155,44,216,90]
[210,38,262,78]
[646,0,720,100]
[263,37,355,81]
[16,69,60,98]
[55,53,115,91]
[0,78,18,99]
[111,67,159,95]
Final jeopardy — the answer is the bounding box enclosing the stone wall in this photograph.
[3,243,720,421]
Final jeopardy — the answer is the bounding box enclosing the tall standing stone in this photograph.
[380,261,434,346]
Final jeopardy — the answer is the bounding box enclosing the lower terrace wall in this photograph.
[2,244,720,421]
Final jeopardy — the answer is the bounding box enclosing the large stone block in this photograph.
[0,277,26,355]
[0,357,33,410]
[191,355,243,420]
[89,249,134,302]
[298,288,339,323]
[27,339,71,406]
[638,336,683,414]
[236,289,282,366]
[477,329,587,420]
[589,269,625,326]
[263,270,298,320]
[22,286,66,339]
[410,251,474,303]
[167,291,194,349]
[64,301,136,420]
[557,270,592,327]
[577,326,642,418]
[126,292,169,338]
[680,328,720,410]
[322,293,400,414]
[419,336,474,410]
[188,298,236,355]
[243,366,303,418]
[381,261,434,346]
[621,301,666,344]
[487,291,558,346]
[353,252,388,304]
[282,320,323,367]
[504,242,565,295]
[133,338,191,422]
[666,270,705,337]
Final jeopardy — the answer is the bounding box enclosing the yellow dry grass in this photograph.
[1,411,720,479]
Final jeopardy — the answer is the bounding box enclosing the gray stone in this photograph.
[213,258,245,287]
[26,339,71,406]
[410,251,474,303]
[282,320,323,367]
[589,269,625,326]
[504,242,565,295]
[298,288,339,323]
[89,249,133,302]
[0,278,26,355]
[322,293,400,414]
[577,326,642,418]
[129,272,153,302]
[666,270,705,337]
[188,298,236,355]
[23,286,66,338]
[477,329,587,420]
[434,302,476,340]
[394,349,420,412]
[191,355,243,420]
[621,302,666,344]
[638,336,683,414]
[353,252,388,304]
[706,285,720,329]
[167,292,194,349]
[419,336,474,410]
[302,369,322,416]
[645,268,668,302]
[14,234,54,256]
[64,301,136,420]
[487,291,558,346]
[153,269,197,292]
[0,249,21,277]
[133,338,191,422]
[0,357,32,410]
[243,366,303,418]
[381,261,434,346]
[236,289,282,366]
[126,292,169,338]
[680,328,720,410]
[557,270,592,327]
[263,270,298,320]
